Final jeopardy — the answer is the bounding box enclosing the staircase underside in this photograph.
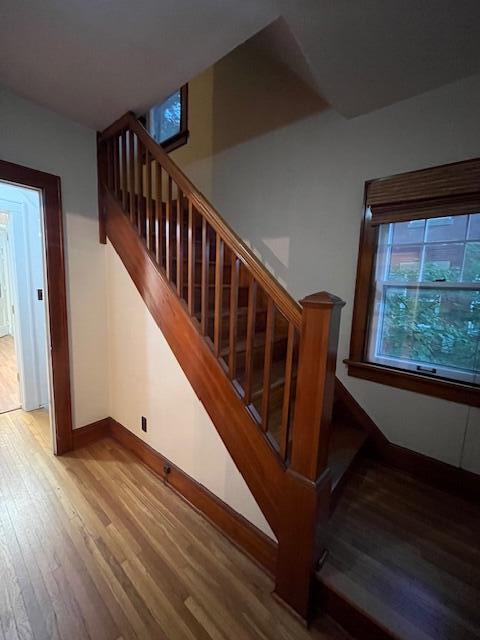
[316,456,480,640]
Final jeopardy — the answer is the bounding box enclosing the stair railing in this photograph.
[98,112,345,622]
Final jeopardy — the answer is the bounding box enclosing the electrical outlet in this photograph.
[141,416,147,432]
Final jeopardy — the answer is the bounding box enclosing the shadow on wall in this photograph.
[211,20,327,155]
[203,20,329,286]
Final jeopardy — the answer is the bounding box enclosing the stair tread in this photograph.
[315,456,480,640]
[328,420,367,492]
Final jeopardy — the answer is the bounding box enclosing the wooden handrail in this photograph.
[99,114,346,623]
[100,113,302,328]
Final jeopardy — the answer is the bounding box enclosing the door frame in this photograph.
[0,225,13,337]
[0,159,73,453]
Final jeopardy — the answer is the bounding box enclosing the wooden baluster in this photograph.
[145,150,152,250]
[110,137,114,194]
[128,130,135,223]
[261,298,275,431]
[155,161,162,265]
[121,130,128,210]
[166,176,172,280]
[106,138,113,191]
[279,323,295,460]
[200,217,210,335]
[243,277,257,405]
[97,135,107,244]
[176,189,183,295]
[228,255,239,378]
[214,234,224,356]
[275,292,345,623]
[113,135,119,198]
[136,137,143,235]
[187,201,195,315]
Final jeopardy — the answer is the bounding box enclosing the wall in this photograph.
[105,241,274,538]
[170,41,480,473]
[172,69,215,197]
[0,87,109,428]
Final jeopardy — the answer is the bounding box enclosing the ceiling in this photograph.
[1,0,480,129]
[0,0,278,129]
[277,0,480,117]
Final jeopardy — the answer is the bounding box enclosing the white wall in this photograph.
[171,43,480,472]
[0,86,108,428]
[105,241,274,538]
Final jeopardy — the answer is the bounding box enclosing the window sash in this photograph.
[368,280,480,384]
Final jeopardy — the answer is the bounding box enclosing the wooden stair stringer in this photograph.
[105,189,284,536]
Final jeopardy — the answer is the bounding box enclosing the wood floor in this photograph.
[0,409,348,640]
[0,335,20,413]
[320,457,480,640]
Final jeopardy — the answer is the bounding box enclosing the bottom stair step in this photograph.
[315,457,480,640]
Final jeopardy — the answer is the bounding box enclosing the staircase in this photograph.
[97,113,367,624]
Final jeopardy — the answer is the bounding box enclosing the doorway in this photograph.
[0,159,73,454]
[0,209,20,412]
[0,184,49,416]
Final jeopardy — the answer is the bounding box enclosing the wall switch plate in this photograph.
[141,416,147,432]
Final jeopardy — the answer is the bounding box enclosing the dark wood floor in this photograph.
[320,456,480,640]
[0,409,348,640]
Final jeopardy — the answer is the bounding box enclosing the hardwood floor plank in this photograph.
[0,410,347,640]
[7,427,120,640]
[1,417,98,640]
[0,336,20,414]
[0,519,32,640]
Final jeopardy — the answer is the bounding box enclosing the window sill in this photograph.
[345,359,480,407]
[162,130,189,154]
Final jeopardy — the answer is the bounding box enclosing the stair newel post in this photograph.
[275,291,345,623]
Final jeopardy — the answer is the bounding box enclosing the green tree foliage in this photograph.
[381,256,480,372]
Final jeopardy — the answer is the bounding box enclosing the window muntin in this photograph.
[368,213,480,384]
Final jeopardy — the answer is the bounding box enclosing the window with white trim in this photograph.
[368,213,480,383]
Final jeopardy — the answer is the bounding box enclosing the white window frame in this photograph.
[368,216,480,385]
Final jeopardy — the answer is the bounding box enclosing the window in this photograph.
[348,157,480,406]
[369,214,480,383]
[147,85,188,152]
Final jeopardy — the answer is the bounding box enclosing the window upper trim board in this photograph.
[347,156,480,407]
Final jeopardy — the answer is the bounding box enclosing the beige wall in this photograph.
[105,241,274,538]
[171,68,214,198]
[0,86,109,428]
[170,41,480,474]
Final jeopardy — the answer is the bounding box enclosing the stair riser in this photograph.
[234,339,289,380]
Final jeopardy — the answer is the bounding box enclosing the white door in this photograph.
[0,228,12,337]
[0,186,49,411]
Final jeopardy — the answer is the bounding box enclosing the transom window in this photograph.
[147,85,188,153]
[347,157,480,406]
[369,214,480,383]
